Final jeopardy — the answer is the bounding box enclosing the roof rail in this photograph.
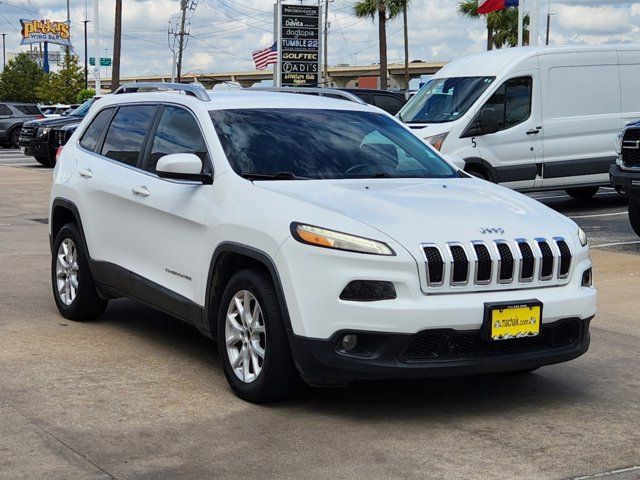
[250,87,367,105]
[113,82,210,102]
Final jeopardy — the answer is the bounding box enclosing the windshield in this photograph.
[69,98,95,118]
[210,109,457,180]
[399,76,495,124]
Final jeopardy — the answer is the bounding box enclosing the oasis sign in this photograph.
[20,19,71,47]
[279,5,320,87]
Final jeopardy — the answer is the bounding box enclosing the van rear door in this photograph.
[539,51,620,189]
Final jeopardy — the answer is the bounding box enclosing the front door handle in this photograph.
[526,129,540,135]
[131,186,150,197]
[78,169,93,179]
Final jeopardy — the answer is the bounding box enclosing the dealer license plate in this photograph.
[489,303,541,341]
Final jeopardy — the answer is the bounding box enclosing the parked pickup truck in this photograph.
[610,121,640,235]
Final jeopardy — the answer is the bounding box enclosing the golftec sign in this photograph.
[20,19,71,47]
[279,5,320,87]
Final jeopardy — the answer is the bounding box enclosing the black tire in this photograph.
[565,187,599,200]
[51,223,108,320]
[466,166,491,182]
[35,155,53,167]
[504,367,539,375]
[628,197,640,237]
[8,127,20,148]
[217,268,300,403]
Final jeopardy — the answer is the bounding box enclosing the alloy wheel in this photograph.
[55,238,79,305]
[225,290,266,383]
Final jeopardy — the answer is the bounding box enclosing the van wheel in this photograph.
[628,198,640,237]
[565,187,599,200]
[51,223,108,320]
[466,166,491,182]
[218,268,300,403]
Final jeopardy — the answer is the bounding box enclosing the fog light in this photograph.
[582,268,592,287]
[342,334,358,352]
[339,280,396,301]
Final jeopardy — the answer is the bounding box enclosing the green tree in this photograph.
[76,89,96,103]
[457,0,528,50]
[354,0,404,90]
[36,53,85,104]
[0,53,43,102]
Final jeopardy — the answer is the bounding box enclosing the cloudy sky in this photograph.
[0,0,638,77]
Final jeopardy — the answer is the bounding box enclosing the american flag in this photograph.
[252,43,278,70]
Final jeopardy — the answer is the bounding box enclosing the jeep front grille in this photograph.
[421,238,572,290]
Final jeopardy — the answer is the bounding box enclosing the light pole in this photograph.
[83,21,89,89]
[1,33,6,70]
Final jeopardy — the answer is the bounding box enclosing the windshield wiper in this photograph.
[240,171,306,181]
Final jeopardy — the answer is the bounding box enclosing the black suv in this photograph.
[610,121,640,235]
[0,102,43,148]
[20,98,96,167]
[341,88,407,115]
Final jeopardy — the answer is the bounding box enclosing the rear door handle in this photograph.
[526,129,540,135]
[131,186,150,197]
[78,168,93,179]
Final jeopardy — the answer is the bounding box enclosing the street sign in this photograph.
[279,4,320,87]
[89,57,111,67]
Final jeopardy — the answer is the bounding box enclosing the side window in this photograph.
[0,104,12,116]
[373,94,405,115]
[80,108,115,152]
[481,77,532,131]
[147,106,207,173]
[101,105,157,167]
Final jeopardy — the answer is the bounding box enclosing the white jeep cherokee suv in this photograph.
[49,83,596,402]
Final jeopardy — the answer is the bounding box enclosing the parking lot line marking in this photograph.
[534,192,620,201]
[591,240,640,249]
[569,211,627,219]
[565,465,640,479]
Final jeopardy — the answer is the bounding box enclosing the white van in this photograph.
[398,45,640,199]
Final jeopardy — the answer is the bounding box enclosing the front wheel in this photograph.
[217,268,300,403]
[9,128,20,148]
[628,197,640,237]
[565,186,599,200]
[51,223,108,320]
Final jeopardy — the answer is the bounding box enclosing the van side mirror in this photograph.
[156,153,213,184]
[479,108,499,135]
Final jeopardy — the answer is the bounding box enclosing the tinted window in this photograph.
[68,99,95,118]
[210,109,456,180]
[372,94,405,115]
[101,105,156,166]
[16,105,41,115]
[80,108,115,152]
[148,106,207,173]
[481,77,532,131]
[0,104,11,116]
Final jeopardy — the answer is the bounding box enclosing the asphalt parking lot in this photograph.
[1,148,639,480]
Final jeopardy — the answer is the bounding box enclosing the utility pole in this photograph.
[176,0,188,83]
[94,0,101,93]
[517,2,523,46]
[83,21,89,89]
[1,34,6,70]
[402,1,409,89]
[323,0,329,86]
[66,0,70,57]
[111,0,122,92]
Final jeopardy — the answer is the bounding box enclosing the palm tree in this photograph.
[354,0,403,90]
[457,0,528,50]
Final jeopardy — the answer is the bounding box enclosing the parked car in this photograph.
[20,98,98,167]
[49,83,596,402]
[0,102,43,148]
[341,88,407,115]
[398,45,640,199]
[610,121,640,234]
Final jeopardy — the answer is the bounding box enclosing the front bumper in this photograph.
[610,164,640,199]
[290,316,592,384]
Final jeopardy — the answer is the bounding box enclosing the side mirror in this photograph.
[479,108,498,135]
[442,154,465,171]
[156,153,212,184]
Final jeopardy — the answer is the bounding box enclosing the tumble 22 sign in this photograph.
[279,5,320,87]
[20,19,71,47]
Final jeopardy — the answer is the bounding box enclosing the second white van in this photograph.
[398,45,640,199]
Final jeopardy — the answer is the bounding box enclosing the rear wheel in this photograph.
[628,197,640,237]
[217,268,300,403]
[565,186,599,200]
[51,223,108,320]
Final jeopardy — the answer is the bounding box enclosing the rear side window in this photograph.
[147,106,207,173]
[0,104,11,115]
[480,76,532,131]
[16,105,41,115]
[101,105,157,167]
[372,94,405,115]
[80,108,115,152]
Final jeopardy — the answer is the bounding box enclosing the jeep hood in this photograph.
[256,178,575,250]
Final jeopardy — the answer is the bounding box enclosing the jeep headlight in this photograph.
[291,223,394,256]
[37,127,52,137]
[578,227,588,247]
[424,132,449,151]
